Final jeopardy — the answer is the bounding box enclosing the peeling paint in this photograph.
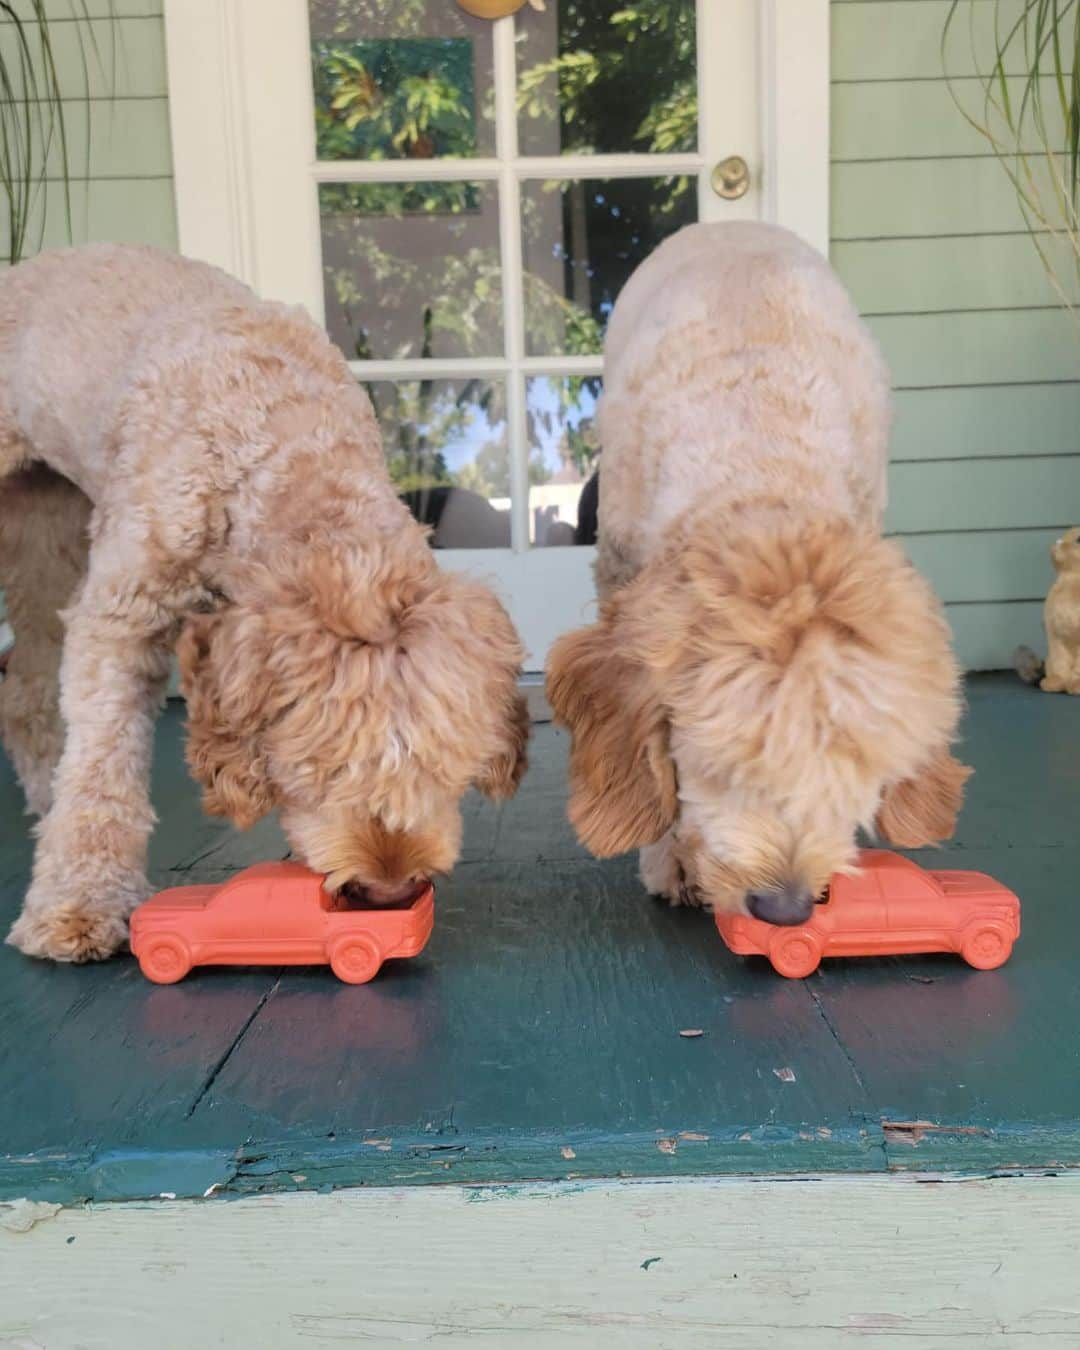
[0,1200,61,1233]
[883,1120,990,1148]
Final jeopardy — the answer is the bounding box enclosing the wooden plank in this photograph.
[4,1176,1080,1349]
[0,16,167,101]
[946,598,1045,669]
[887,456,1080,531]
[891,384,1080,460]
[832,76,1066,162]
[833,0,1057,83]
[196,856,877,1183]
[869,308,1080,386]
[0,2,161,18]
[5,681,1080,1202]
[831,158,1047,237]
[0,710,279,1205]
[0,177,177,256]
[811,671,1080,1160]
[902,528,1059,603]
[833,234,1076,314]
[6,97,173,181]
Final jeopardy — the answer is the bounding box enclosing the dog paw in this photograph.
[7,903,130,962]
[1040,675,1067,692]
[670,881,710,910]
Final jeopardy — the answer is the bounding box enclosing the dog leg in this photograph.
[640,829,705,908]
[1040,632,1072,693]
[0,468,91,815]
[7,534,173,962]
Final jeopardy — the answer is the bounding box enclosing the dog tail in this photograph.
[1013,644,1045,685]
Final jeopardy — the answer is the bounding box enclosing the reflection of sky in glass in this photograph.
[435,402,504,473]
[434,378,599,474]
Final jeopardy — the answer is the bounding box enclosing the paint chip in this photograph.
[738,1132,752,1142]
[159,1192,177,1200]
[816,1127,832,1139]
[657,1137,677,1155]
[0,1200,61,1234]
[202,1182,225,1198]
[376,1144,392,1152]
[882,1119,988,1148]
[678,1131,709,1142]
[679,1028,704,1038]
[773,1066,796,1083]
[362,1138,392,1147]
[640,1257,662,1271]
[560,1146,576,1160]
[291,1174,307,1184]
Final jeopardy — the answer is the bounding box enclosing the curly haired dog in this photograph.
[0,245,527,962]
[546,223,969,925]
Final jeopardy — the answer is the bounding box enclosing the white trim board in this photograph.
[4,1172,1078,1348]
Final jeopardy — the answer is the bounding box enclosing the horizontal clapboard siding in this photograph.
[0,1,160,18]
[0,7,174,260]
[833,0,1060,82]
[831,0,1080,670]
[833,159,1062,238]
[834,235,1076,313]
[0,15,167,100]
[891,385,1080,459]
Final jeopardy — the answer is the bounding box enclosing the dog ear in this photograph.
[875,748,972,848]
[473,688,530,801]
[176,610,277,829]
[546,606,676,857]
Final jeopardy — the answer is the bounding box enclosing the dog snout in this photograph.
[746,885,815,926]
[340,876,429,907]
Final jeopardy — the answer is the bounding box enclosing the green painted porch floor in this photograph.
[2,675,1079,1203]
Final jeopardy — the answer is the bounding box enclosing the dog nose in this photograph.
[340,876,428,907]
[746,886,815,926]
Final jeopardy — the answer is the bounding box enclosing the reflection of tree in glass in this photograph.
[314,1,698,495]
[313,38,479,220]
[365,377,551,501]
[517,0,697,165]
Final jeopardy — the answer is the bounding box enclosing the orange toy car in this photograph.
[130,861,434,985]
[714,849,1020,979]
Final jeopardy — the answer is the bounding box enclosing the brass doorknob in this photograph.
[711,155,751,200]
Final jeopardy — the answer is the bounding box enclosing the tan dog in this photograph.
[0,245,527,962]
[546,223,969,926]
[1039,526,1080,694]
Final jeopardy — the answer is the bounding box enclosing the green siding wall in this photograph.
[831,0,1079,669]
[0,3,176,259]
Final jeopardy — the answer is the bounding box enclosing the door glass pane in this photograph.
[310,0,495,160]
[527,376,601,547]
[516,0,698,157]
[365,378,511,549]
[320,181,503,360]
[521,175,697,357]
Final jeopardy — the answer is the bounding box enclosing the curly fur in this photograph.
[0,244,526,961]
[547,223,968,915]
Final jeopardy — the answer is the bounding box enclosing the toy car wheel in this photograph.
[960,923,1012,971]
[769,930,822,979]
[330,936,383,984]
[139,935,191,984]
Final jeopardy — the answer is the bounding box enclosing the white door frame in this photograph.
[162,0,829,666]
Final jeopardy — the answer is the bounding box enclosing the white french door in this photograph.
[165,0,828,669]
